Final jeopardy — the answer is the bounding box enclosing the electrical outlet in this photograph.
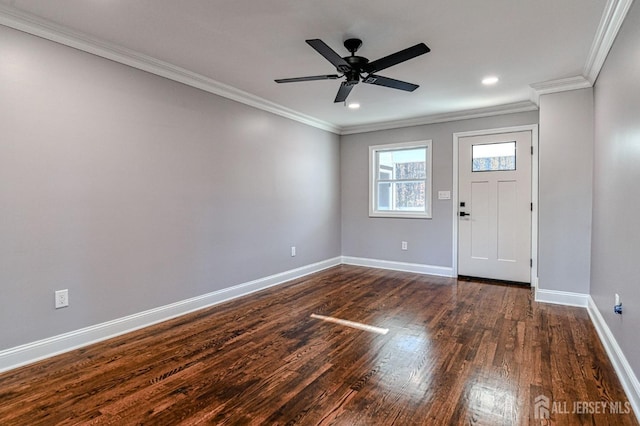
[614,293,623,315]
[291,246,296,257]
[401,241,408,251]
[55,289,69,309]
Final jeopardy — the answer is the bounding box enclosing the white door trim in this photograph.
[452,124,539,286]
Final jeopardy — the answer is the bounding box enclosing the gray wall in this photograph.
[6,3,637,381]
[591,0,640,377]
[538,88,594,293]
[341,111,539,267]
[0,26,341,350]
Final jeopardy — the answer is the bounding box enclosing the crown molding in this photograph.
[529,75,592,105]
[2,0,632,136]
[339,101,538,135]
[583,0,635,84]
[519,0,633,106]
[0,5,340,134]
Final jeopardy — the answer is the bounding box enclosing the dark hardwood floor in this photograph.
[0,265,636,425]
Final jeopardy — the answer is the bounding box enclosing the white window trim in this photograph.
[369,140,433,219]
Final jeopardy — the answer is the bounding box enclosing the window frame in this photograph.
[369,140,433,219]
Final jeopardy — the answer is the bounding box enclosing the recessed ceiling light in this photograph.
[482,76,499,85]
[347,102,360,109]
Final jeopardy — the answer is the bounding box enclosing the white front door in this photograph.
[458,131,532,283]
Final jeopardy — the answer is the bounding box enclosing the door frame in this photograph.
[452,124,539,287]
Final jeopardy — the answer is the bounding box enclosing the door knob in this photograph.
[459,212,470,217]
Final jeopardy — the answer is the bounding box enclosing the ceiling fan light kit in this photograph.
[275,38,430,104]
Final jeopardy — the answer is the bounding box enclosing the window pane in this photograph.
[377,182,392,210]
[378,148,426,179]
[394,181,425,211]
[377,181,426,211]
[472,142,516,172]
[378,165,393,180]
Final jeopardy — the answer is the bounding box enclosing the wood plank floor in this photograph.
[0,265,636,425]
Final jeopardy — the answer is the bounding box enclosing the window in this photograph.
[369,140,432,218]
[472,141,516,172]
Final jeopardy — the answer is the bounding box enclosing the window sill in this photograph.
[369,212,432,219]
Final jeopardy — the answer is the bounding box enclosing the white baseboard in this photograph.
[534,287,589,307]
[0,257,341,373]
[341,256,454,277]
[587,296,640,422]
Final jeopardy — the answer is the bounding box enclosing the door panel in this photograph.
[458,131,532,283]
[497,180,517,261]
[470,181,489,259]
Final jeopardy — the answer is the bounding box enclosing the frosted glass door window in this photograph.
[472,141,516,172]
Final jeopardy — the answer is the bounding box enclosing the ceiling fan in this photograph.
[275,38,430,103]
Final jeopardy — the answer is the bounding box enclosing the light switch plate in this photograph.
[438,191,451,200]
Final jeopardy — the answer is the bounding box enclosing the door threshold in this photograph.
[457,275,530,287]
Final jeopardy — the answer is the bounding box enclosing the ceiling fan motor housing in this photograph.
[343,56,368,84]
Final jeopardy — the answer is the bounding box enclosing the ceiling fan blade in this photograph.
[334,82,355,103]
[306,39,352,73]
[275,74,340,83]
[365,43,430,74]
[363,75,419,92]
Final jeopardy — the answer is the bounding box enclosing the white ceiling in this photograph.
[0,0,613,133]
